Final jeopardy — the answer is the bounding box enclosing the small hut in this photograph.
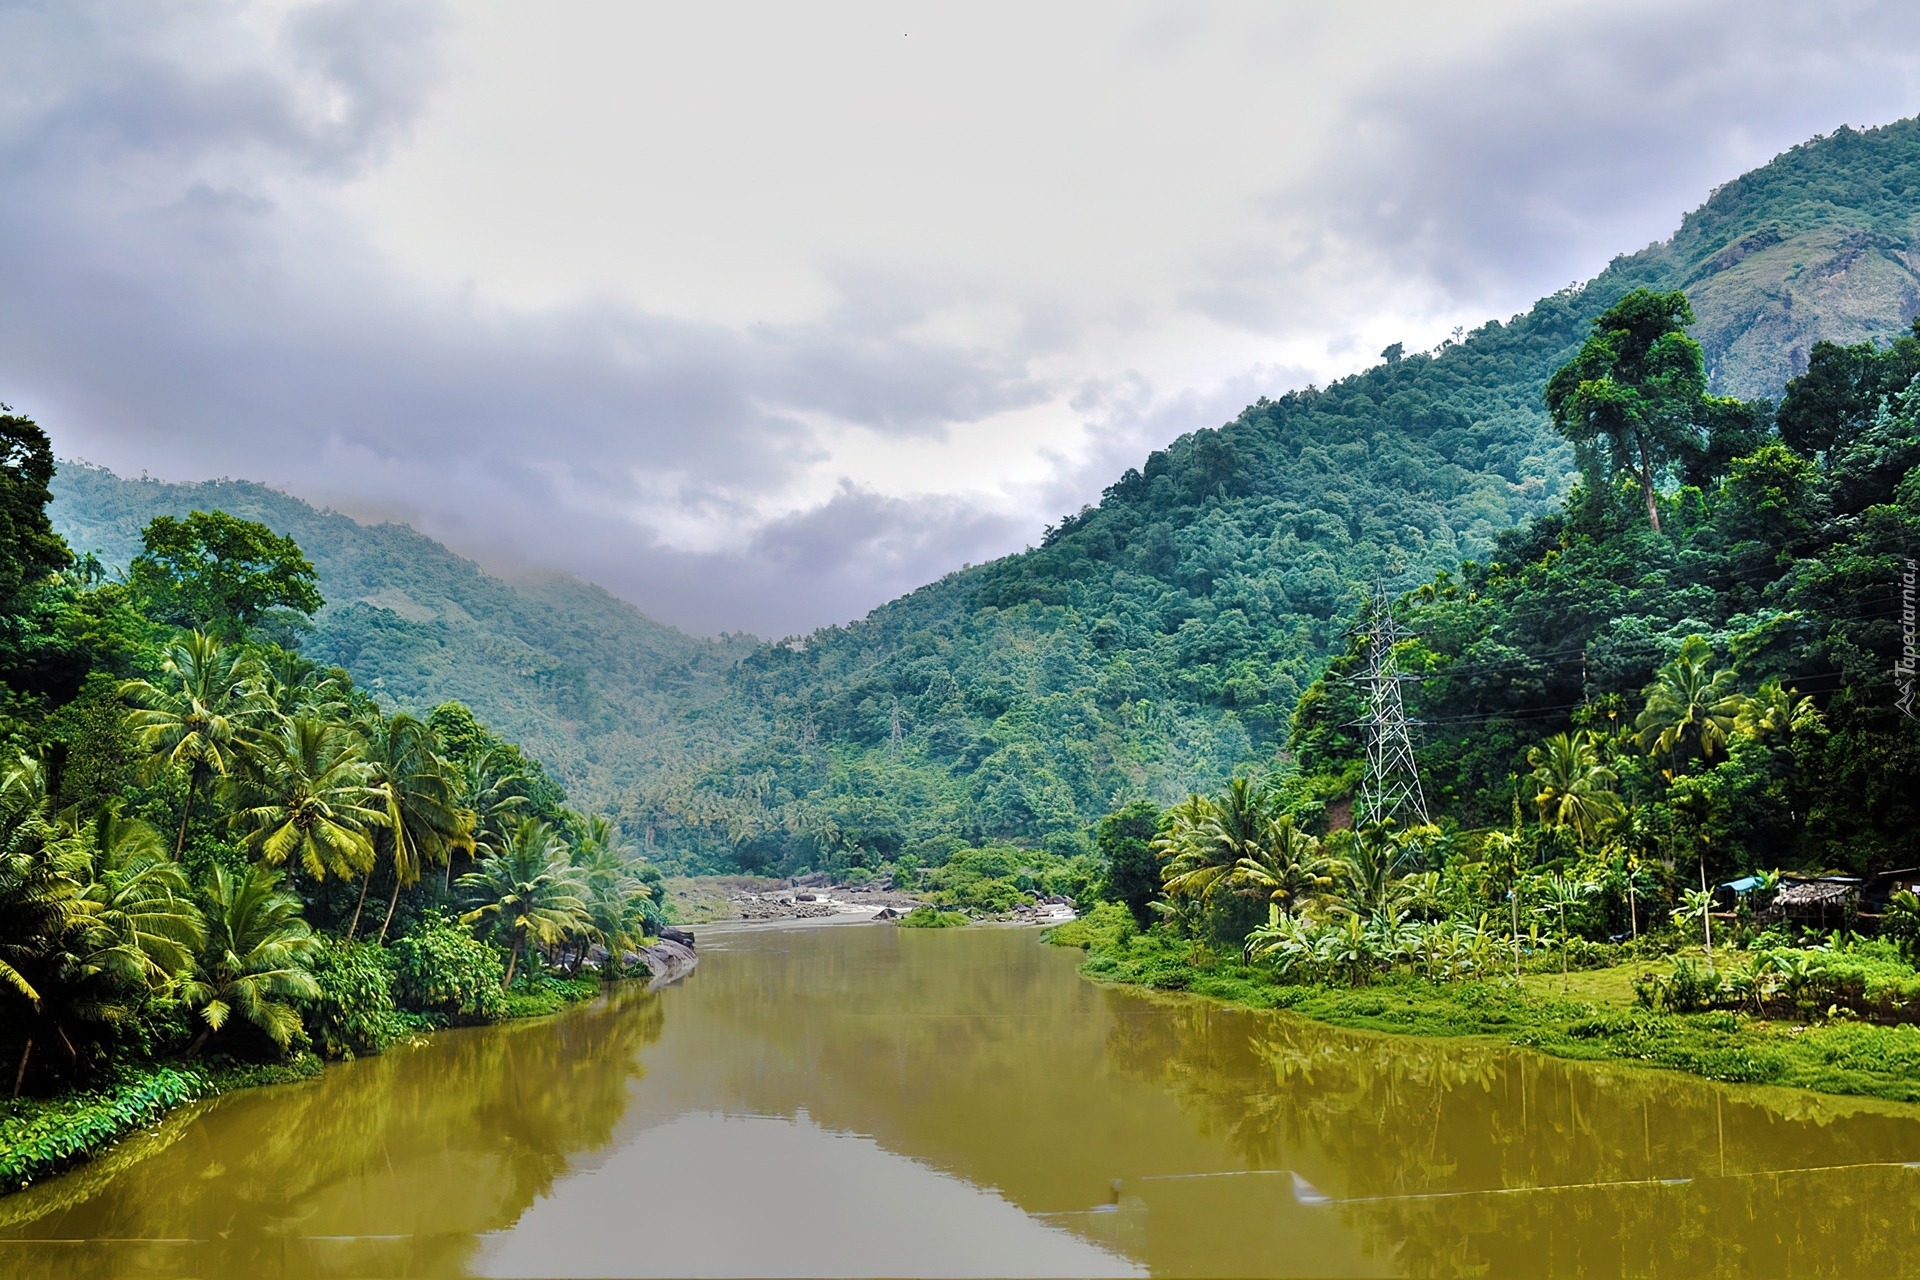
[1766,877,1860,930]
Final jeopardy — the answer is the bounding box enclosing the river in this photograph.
[6,922,1920,1277]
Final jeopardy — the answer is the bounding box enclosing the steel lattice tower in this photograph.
[1357,581,1429,829]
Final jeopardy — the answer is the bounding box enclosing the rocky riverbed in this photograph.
[728,881,924,923]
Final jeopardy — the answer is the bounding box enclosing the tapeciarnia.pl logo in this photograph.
[1900,557,1917,720]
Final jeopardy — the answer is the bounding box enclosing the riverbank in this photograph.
[0,968,626,1196]
[1046,906,1920,1104]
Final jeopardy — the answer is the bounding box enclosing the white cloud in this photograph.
[3,0,1917,635]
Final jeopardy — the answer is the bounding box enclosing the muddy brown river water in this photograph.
[6,922,1920,1277]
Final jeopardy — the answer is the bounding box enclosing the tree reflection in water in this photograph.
[0,985,664,1280]
[1101,986,1920,1277]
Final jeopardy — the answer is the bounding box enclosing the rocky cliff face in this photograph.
[1687,224,1920,398]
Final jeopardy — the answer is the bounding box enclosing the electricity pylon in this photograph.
[1356,580,1428,829]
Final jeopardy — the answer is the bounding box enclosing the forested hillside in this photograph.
[47,467,757,822]
[48,119,1920,875]
[648,119,1920,874]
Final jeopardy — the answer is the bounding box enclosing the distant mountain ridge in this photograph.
[46,118,1920,871]
[47,465,757,821]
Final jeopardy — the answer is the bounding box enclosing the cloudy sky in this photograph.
[2,1,1917,637]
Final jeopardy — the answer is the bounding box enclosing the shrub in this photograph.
[302,939,404,1059]
[1638,957,1717,1013]
[1044,901,1135,950]
[392,912,507,1025]
[0,1067,209,1192]
[897,906,968,928]
[500,971,600,1019]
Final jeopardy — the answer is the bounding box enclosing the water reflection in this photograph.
[0,984,664,1279]
[1098,983,1920,1276]
[9,925,1920,1278]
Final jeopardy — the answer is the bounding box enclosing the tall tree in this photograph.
[128,511,321,640]
[1634,636,1745,774]
[458,817,588,989]
[573,814,651,955]
[1096,799,1162,928]
[1230,812,1334,913]
[234,715,385,884]
[1545,289,1712,532]
[1527,731,1623,848]
[122,631,270,856]
[0,410,71,612]
[358,711,473,943]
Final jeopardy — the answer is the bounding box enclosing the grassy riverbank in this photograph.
[1047,906,1920,1104]
[0,971,606,1195]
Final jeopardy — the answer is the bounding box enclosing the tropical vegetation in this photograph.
[0,427,675,1187]
[1050,279,1920,1101]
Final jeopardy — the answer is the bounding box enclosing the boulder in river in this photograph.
[642,938,699,987]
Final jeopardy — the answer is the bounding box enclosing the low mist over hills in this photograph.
[48,465,757,822]
[51,119,1920,871]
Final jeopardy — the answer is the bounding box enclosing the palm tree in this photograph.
[573,815,652,954]
[61,802,205,991]
[1229,812,1335,912]
[234,715,387,884]
[358,711,474,942]
[0,759,82,1094]
[1527,731,1622,848]
[451,744,532,888]
[1333,821,1417,922]
[1158,779,1273,910]
[459,817,589,989]
[122,631,270,855]
[259,649,351,721]
[1634,636,1745,774]
[183,863,321,1052]
[1733,676,1819,743]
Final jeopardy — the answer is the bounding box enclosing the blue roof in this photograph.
[1718,876,1763,894]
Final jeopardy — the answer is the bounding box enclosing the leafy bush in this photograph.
[302,939,404,1059]
[392,913,507,1025]
[923,846,1047,912]
[500,970,600,1019]
[897,906,969,928]
[1044,900,1135,950]
[1637,957,1717,1013]
[0,1067,207,1191]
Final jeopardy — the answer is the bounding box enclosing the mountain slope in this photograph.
[1631,122,1920,397]
[47,119,1920,872]
[47,465,757,819]
[642,117,1920,873]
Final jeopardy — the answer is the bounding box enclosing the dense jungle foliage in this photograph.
[1041,280,1920,1103]
[47,464,759,829]
[638,120,1920,878]
[43,120,1920,886]
[0,430,671,1135]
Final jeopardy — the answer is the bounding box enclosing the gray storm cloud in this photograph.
[1,0,1916,636]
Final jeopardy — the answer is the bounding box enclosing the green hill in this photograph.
[643,119,1920,873]
[47,119,1920,873]
[47,466,758,827]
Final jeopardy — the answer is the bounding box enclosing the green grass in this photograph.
[1049,914,1920,1104]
